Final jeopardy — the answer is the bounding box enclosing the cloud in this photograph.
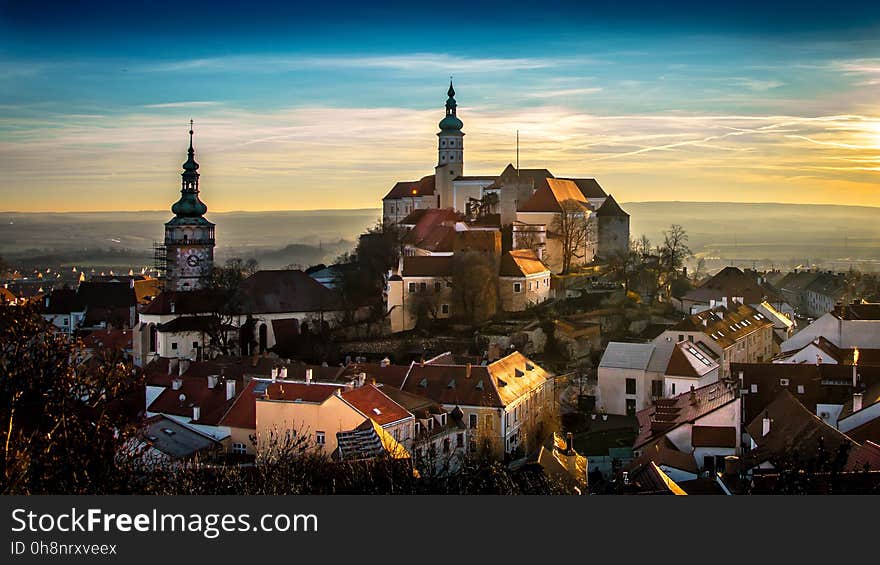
[139,53,560,74]
[2,103,880,212]
[524,87,603,98]
[143,101,223,109]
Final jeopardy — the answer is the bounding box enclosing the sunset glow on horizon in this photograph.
[2,2,880,212]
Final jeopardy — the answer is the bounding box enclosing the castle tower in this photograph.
[164,121,215,291]
[435,80,464,209]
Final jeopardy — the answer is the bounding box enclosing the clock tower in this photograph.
[164,121,215,291]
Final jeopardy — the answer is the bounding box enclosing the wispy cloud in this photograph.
[2,102,880,211]
[524,87,603,98]
[143,101,223,109]
[139,53,561,74]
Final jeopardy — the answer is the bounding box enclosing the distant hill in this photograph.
[2,202,879,270]
[624,201,880,267]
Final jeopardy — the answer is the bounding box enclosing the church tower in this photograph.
[164,121,215,291]
[435,80,464,209]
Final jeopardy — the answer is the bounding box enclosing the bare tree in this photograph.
[204,257,259,356]
[552,199,591,274]
[659,224,691,275]
[452,251,498,327]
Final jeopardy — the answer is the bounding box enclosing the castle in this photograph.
[382,82,630,331]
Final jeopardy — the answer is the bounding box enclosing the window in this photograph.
[192,341,198,349]
[62,318,68,326]
[415,422,421,435]
[469,414,478,429]
[408,282,416,293]
[626,398,636,416]
[441,304,450,314]
[750,384,758,393]
[435,281,442,291]
[316,431,326,446]
[420,282,427,292]
[678,334,684,342]
[625,378,636,395]
[171,342,178,350]
[671,383,676,395]
[484,415,493,430]
[797,385,805,394]
[231,442,247,455]
[456,433,464,448]
[443,438,450,453]
[446,281,453,288]
[651,380,663,397]
[513,282,522,293]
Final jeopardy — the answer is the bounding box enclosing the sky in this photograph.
[2,1,880,212]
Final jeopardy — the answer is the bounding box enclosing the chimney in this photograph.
[762,412,771,437]
[271,368,278,380]
[207,375,218,389]
[192,405,200,421]
[306,368,313,385]
[466,363,472,379]
[566,432,574,456]
[171,378,183,390]
[169,300,175,313]
[380,357,390,368]
[168,358,179,375]
[280,367,288,380]
[225,380,236,401]
[356,372,365,387]
[853,392,863,413]
[723,455,739,477]
[178,358,190,376]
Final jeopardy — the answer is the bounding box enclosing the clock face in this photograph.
[186,253,201,267]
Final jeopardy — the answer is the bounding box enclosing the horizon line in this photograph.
[2,200,880,214]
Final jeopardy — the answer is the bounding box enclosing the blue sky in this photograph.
[2,1,880,211]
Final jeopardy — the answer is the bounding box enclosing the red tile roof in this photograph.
[517,178,589,213]
[79,328,133,351]
[673,302,773,349]
[341,384,412,426]
[499,249,550,278]
[147,376,241,425]
[263,381,343,403]
[634,381,739,450]
[383,175,436,200]
[219,379,261,430]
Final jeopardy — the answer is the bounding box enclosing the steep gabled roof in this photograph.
[240,270,343,313]
[665,341,719,378]
[499,249,550,277]
[744,389,856,469]
[383,174,436,200]
[341,384,412,426]
[556,177,607,199]
[634,381,738,450]
[517,178,589,213]
[593,194,629,217]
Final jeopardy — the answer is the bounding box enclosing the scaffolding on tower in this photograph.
[153,241,167,289]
